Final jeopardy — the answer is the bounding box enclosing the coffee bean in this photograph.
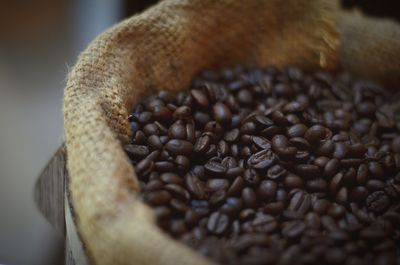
[324,158,339,178]
[258,180,277,201]
[206,179,230,192]
[220,197,243,218]
[168,121,186,139]
[247,149,276,171]
[213,103,232,125]
[313,199,331,215]
[284,174,304,190]
[294,164,320,179]
[165,139,193,156]
[252,136,271,150]
[185,173,205,199]
[124,145,150,159]
[205,159,226,176]
[145,190,172,206]
[271,134,289,150]
[224,128,240,142]
[207,212,229,235]
[282,221,306,239]
[366,191,391,214]
[242,187,257,208]
[287,123,308,138]
[288,190,311,215]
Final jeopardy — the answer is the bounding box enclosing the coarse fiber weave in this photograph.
[63,1,400,264]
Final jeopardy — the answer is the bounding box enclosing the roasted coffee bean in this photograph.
[266,164,287,180]
[247,149,276,171]
[294,164,320,179]
[168,122,186,139]
[206,179,230,192]
[258,180,277,201]
[213,103,232,125]
[242,187,257,209]
[124,144,150,159]
[284,174,304,190]
[220,197,243,218]
[207,212,229,235]
[366,191,391,214]
[185,173,205,199]
[165,139,193,156]
[205,159,227,176]
[127,66,400,265]
[288,190,311,215]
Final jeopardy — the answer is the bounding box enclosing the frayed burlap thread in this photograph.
[64,0,399,264]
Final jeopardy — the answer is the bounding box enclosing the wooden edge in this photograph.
[34,144,67,235]
[65,191,90,265]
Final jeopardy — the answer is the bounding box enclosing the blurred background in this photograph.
[0,1,398,265]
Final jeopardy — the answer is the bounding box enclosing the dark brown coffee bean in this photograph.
[209,190,227,206]
[356,164,368,184]
[328,203,346,218]
[213,103,232,125]
[224,128,240,142]
[294,164,320,179]
[366,191,391,214]
[248,213,278,233]
[184,209,200,226]
[170,198,189,213]
[333,142,349,159]
[165,184,190,201]
[185,173,205,199]
[305,125,331,143]
[193,134,211,153]
[336,187,349,205]
[317,140,334,156]
[242,187,257,208]
[226,167,244,178]
[324,158,339,178]
[206,179,230,192]
[173,106,191,120]
[271,134,290,150]
[350,186,369,203]
[284,174,304,190]
[145,179,164,191]
[145,190,172,206]
[226,177,245,197]
[252,136,271,150]
[266,164,287,180]
[263,202,284,215]
[289,137,310,150]
[207,212,229,235]
[366,179,385,191]
[287,124,308,138]
[191,89,209,109]
[288,190,311,215]
[124,145,150,159]
[165,139,193,156]
[257,180,277,201]
[282,220,306,239]
[243,169,260,186]
[368,161,385,179]
[147,135,163,150]
[168,122,186,139]
[204,159,226,176]
[152,105,172,124]
[272,110,289,126]
[305,212,321,229]
[313,199,331,215]
[247,149,276,171]
[240,122,257,135]
[220,197,243,218]
[306,178,328,192]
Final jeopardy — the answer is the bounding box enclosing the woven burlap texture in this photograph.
[63,0,400,264]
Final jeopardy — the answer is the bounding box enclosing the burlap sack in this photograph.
[63,1,400,264]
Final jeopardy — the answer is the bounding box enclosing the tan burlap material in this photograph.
[63,1,400,264]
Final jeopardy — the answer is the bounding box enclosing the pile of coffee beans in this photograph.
[124,65,400,265]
